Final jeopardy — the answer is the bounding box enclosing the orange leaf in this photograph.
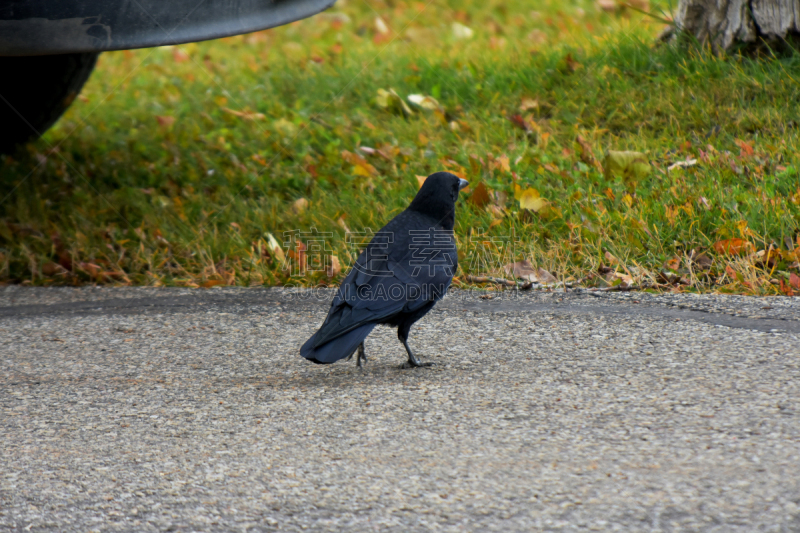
[172,48,190,62]
[735,139,754,157]
[790,272,800,290]
[781,279,794,296]
[725,265,737,278]
[202,279,225,288]
[469,182,492,209]
[156,115,175,128]
[713,238,751,255]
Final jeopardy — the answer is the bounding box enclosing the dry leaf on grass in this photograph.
[376,88,413,117]
[292,198,309,214]
[469,183,492,209]
[576,135,602,172]
[503,260,538,282]
[407,94,441,111]
[713,238,752,255]
[603,150,650,186]
[452,22,474,39]
[264,233,285,264]
[156,115,175,128]
[604,251,619,265]
[537,268,558,283]
[223,107,265,121]
[514,185,548,212]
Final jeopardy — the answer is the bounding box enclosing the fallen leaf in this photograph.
[791,272,800,289]
[264,233,285,264]
[604,251,619,265]
[614,271,634,286]
[452,22,474,39]
[374,16,389,34]
[468,182,492,209]
[172,47,190,62]
[668,158,697,171]
[78,262,101,278]
[563,53,581,72]
[376,88,413,117]
[341,150,378,177]
[223,107,266,121]
[42,262,64,276]
[495,154,511,174]
[713,238,751,255]
[156,115,175,128]
[603,150,650,186]
[597,0,617,11]
[202,279,225,288]
[692,252,713,271]
[509,114,537,135]
[537,268,558,284]
[407,94,441,111]
[735,139,754,158]
[293,198,309,214]
[519,97,539,112]
[327,255,341,278]
[517,187,548,212]
[575,135,602,172]
[781,279,794,296]
[416,175,428,188]
[503,260,538,282]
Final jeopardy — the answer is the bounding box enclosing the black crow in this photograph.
[300,171,468,368]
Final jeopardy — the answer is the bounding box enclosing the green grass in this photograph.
[2,0,800,293]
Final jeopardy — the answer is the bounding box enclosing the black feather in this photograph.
[300,171,465,366]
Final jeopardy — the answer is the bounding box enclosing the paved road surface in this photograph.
[1,287,799,532]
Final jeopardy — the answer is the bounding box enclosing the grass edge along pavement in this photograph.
[1,0,799,295]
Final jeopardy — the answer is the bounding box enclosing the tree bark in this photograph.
[669,0,800,52]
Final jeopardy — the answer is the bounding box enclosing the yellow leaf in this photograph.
[603,150,650,187]
[518,188,548,212]
[264,233,285,264]
[416,175,428,188]
[622,193,633,208]
[353,165,373,177]
[292,198,309,213]
[407,94,441,111]
[376,88,413,117]
[496,154,511,173]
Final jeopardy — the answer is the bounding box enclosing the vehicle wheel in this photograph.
[0,52,99,154]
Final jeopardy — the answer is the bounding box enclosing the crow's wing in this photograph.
[311,211,456,349]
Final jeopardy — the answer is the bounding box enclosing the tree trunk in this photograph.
[669,0,800,52]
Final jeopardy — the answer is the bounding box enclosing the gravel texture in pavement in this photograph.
[1,286,799,532]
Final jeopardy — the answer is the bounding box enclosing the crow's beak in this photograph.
[458,178,469,190]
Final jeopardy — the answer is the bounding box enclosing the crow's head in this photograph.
[408,172,468,224]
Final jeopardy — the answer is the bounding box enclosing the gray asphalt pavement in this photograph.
[1,286,799,532]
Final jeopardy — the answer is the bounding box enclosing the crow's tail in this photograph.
[300,323,376,364]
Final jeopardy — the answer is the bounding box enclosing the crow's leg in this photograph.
[356,342,367,369]
[398,324,434,369]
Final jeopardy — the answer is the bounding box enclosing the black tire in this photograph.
[0,52,99,154]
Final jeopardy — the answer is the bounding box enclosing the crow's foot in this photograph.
[400,358,435,369]
[356,343,367,370]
